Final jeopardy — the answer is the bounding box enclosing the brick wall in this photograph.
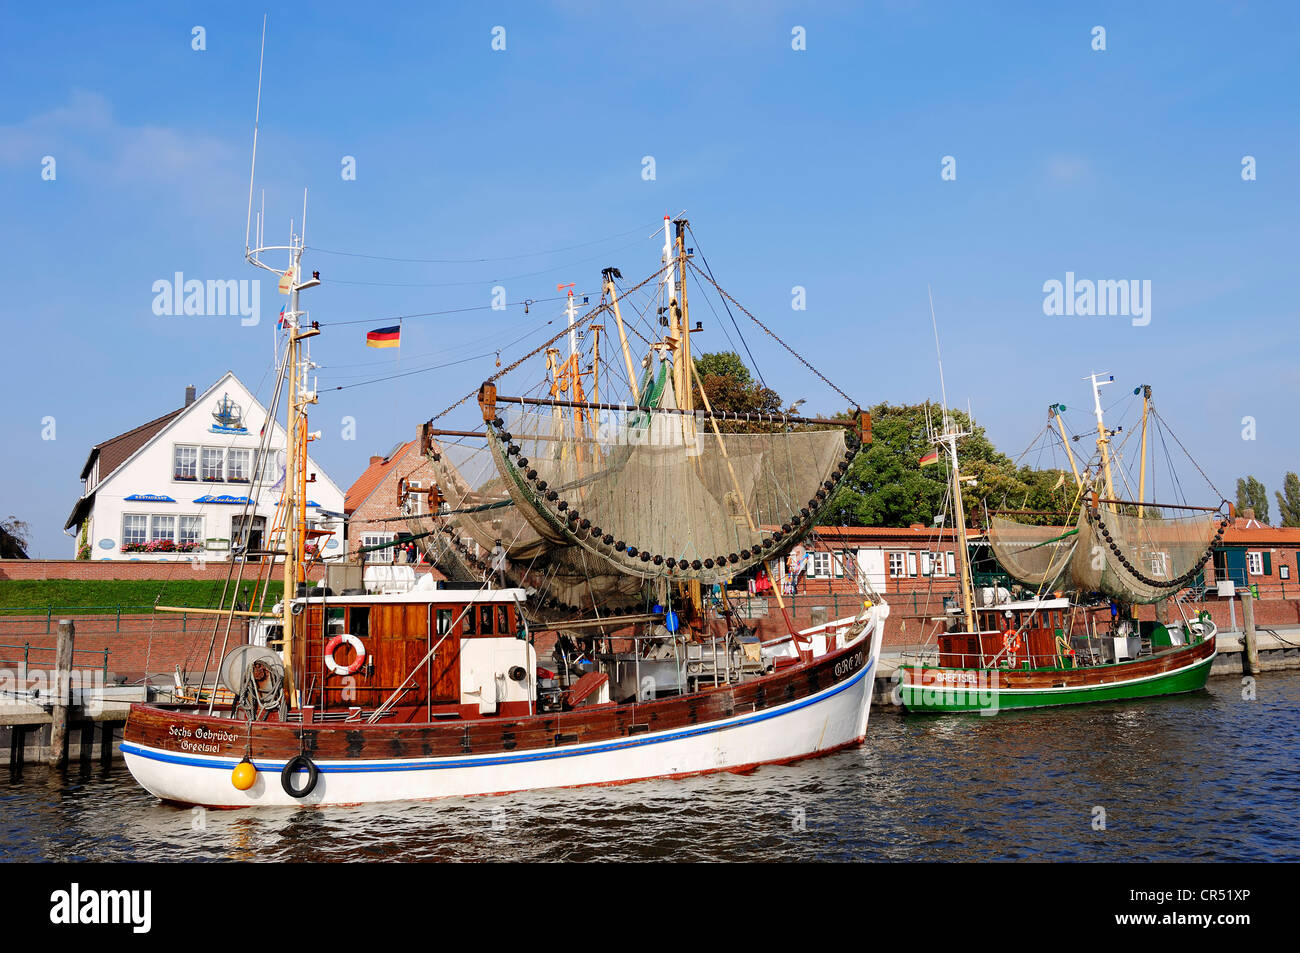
[0,612,244,682]
[348,450,444,566]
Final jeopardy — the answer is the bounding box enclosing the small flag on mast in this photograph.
[277,306,287,331]
[366,325,401,348]
[919,450,940,467]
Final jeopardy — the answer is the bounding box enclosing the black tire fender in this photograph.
[281,753,319,799]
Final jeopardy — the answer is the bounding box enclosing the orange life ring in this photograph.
[324,632,366,676]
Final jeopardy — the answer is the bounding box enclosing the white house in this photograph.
[65,371,345,562]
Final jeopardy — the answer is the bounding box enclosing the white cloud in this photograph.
[0,89,240,194]
[1046,155,1091,183]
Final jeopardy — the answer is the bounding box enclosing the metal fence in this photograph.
[0,641,110,682]
[0,606,199,633]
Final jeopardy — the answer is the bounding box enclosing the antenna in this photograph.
[244,15,267,255]
[928,284,953,430]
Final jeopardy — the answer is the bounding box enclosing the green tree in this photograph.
[1235,475,1271,524]
[693,351,782,416]
[1276,472,1300,527]
[825,402,1073,528]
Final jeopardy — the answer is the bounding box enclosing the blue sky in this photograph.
[2,1,1298,556]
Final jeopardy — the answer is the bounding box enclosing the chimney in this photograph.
[1242,507,1256,521]
[370,455,384,466]
[185,385,196,407]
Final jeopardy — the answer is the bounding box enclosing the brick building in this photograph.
[344,439,441,566]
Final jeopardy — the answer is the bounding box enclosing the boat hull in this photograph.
[898,634,1216,714]
[123,614,884,808]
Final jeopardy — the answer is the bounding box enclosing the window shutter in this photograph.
[1264,552,1273,575]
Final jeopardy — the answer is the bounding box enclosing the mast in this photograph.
[601,268,639,403]
[943,426,977,635]
[1137,384,1152,519]
[281,240,301,707]
[674,218,692,413]
[927,287,976,634]
[1089,372,1117,505]
[1049,403,1083,488]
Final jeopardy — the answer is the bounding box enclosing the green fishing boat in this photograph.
[899,374,1225,715]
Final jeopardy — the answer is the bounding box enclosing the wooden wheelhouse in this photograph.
[936,597,1075,670]
[289,587,540,722]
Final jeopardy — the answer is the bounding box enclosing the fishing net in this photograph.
[1072,507,1222,604]
[987,516,1076,589]
[486,366,853,584]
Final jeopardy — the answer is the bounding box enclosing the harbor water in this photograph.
[4,671,1298,862]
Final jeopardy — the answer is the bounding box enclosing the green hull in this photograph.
[899,652,1216,714]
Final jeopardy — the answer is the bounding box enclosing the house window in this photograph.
[361,533,395,561]
[1148,551,1168,578]
[178,516,203,547]
[174,446,197,481]
[809,552,833,578]
[226,449,251,483]
[150,515,176,543]
[257,452,282,486]
[122,515,147,547]
[1246,552,1264,576]
[888,552,907,577]
[201,447,224,482]
[921,552,948,576]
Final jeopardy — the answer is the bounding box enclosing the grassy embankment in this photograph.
[0,579,284,615]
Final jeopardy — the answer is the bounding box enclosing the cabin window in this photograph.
[436,609,452,636]
[497,605,510,633]
[349,607,369,638]
[174,445,198,481]
[1246,552,1264,576]
[480,605,494,635]
[463,606,477,635]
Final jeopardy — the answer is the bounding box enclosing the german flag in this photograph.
[919,449,940,467]
[366,325,401,348]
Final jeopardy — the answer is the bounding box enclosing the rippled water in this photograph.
[4,672,1298,862]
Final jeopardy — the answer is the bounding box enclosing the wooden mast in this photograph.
[927,288,976,634]
[1089,372,1117,507]
[1050,404,1083,488]
[1137,384,1152,519]
[601,268,640,404]
[281,246,300,708]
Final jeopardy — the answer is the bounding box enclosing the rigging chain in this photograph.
[685,258,861,410]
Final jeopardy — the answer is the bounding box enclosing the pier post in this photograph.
[1241,589,1259,676]
[48,619,74,767]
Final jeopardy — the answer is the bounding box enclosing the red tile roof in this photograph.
[809,524,982,541]
[1221,518,1300,546]
[345,440,416,514]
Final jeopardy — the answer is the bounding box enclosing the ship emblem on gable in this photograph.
[210,394,248,434]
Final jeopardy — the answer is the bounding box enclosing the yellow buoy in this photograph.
[232,759,257,791]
